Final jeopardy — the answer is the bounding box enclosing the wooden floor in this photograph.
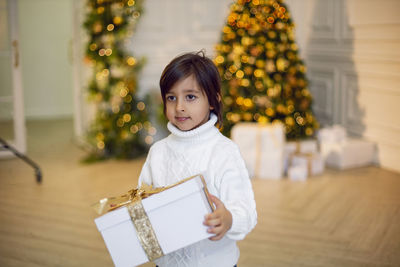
[0,119,400,267]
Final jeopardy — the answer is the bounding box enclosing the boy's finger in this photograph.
[207,225,223,235]
[203,218,220,227]
[209,232,224,241]
[205,210,221,220]
[208,194,224,209]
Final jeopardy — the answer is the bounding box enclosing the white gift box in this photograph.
[290,152,325,177]
[231,122,285,179]
[284,140,318,173]
[320,138,376,169]
[285,140,318,154]
[288,164,308,181]
[94,175,213,267]
[317,125,347,143]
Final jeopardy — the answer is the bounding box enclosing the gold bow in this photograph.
[92,174,213,215]
[92,183,165,215]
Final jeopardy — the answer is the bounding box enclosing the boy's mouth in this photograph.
[175,116,189,122]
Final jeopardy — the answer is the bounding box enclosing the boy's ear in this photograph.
[210,93,222,110]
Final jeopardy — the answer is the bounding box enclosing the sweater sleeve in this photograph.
[215,144,257,241]
[137,148,153,187]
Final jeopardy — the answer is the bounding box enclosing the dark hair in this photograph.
[159,50,223,127]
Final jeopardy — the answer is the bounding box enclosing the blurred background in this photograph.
[0,0,400,266]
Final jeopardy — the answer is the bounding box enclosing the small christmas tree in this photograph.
[215,0,318,140]
[83,0,156,161]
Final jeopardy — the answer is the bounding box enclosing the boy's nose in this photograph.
[176,99,185,111]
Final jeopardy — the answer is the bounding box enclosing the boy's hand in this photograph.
[203,194,232,241]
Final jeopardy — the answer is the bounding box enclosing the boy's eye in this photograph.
[186,94,197,101]
[166,95,176,101]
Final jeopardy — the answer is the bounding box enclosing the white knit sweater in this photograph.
[138,113,257,267]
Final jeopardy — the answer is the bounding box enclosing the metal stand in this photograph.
[0,138,42,183]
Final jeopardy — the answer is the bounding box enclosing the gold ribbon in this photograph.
[127,201,164,261]
[289,152,313,176]
[255,123,281,178]
[93,174,214,262]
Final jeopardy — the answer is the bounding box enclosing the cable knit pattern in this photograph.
[138,113,257,267]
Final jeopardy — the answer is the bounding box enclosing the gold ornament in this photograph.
[236,96,244,105]
[267,17,274,24]
[97,141,105,149]
[254,69,264,78]
[123,114,131,123]
[244,66,253,75]
[243,112,253,121]
[93,21,102,33]
[113,16,123,25]
[127,57,136,66]
[296,116,305,125]
[137,102,145,111]
[265,60,275,72]
[243,98,253,108]
[256,59,265,68]
[145,136,153,145]
[241,37,251,46]
[130,125,139,134]
[215,55,224,64]
[266,107,275,117]
[257,116,268,124]
[97,7,105,14]
[276,58,286,71]
[285,116,295,126]
[231,113,241,123]
[229,65,238,73]
[107,24,115,31]
[235,70,244,79]
[241,79,250,87]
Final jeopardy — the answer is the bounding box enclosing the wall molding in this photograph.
[305,0,400,172]
[308,66,338,125]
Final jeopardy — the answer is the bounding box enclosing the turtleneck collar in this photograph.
[167,113,219,145]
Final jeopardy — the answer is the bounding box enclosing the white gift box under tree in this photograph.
[284,139,318,174]
[231,122,285,179]
[94,175,214,267]
[317,125,376,169]
[288,152,325,181]
[320,138,376,169]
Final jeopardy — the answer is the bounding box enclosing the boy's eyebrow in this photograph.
[167,88,201,94]
[182,88,201,93]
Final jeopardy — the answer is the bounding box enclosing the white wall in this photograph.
[0,0,13,120]
[19,0,73,119]
[131,0,232,96]
[298,0,400,173]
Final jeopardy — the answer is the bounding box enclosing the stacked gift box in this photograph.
[231,122,285,179]
[285,140,325,181]
[231,122,323,180]
[231,122,376,181]
[317,125,376,169]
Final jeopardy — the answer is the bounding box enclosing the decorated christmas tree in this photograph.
[83,0,156,161]
[214,0,319,140]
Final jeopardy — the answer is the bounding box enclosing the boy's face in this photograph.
[165,75,212,131]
